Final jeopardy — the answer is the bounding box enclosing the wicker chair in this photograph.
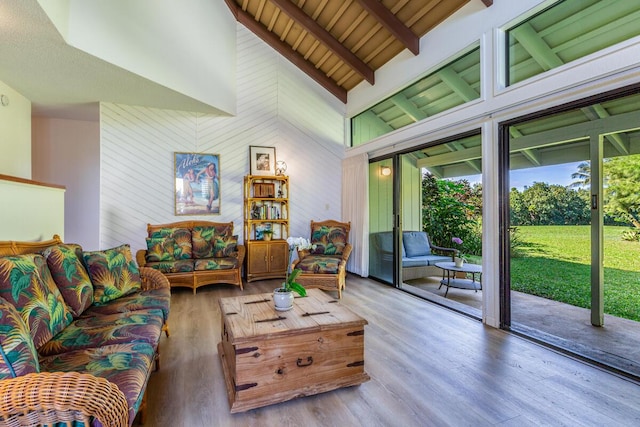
[291,220,352,299]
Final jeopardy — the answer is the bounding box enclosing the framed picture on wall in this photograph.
[174,152,221,215]
[249,146,276,176]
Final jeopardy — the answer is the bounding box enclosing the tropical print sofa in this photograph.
[291,220,352,298]
[0,235,170,427]
[136,220,245,294]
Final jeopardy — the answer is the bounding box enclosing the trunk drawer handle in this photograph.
[296,356,313,367]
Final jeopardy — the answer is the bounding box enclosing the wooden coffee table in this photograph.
[217,289,369,413]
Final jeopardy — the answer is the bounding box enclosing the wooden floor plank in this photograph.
[138,275,640,426]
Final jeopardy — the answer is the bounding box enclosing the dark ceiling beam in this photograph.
[481,0,493,6]
[224,0,347,103]
[269,0,375,85]
[355,0,419,55]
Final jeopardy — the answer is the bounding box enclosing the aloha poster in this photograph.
[174,152,220,215]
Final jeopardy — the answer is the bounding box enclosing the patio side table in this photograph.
[435,261,482,297]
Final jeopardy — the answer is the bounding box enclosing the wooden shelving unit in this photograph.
[243,175,289,282]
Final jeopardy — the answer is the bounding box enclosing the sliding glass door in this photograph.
[504,89,640,377]
[368,159,395,285]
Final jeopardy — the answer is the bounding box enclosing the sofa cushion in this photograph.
[310,224,348,255]
[0,296,40,379]
[194,257,239,271]
[82,287,171,322]
[191,226,233,259]
[0,254,74,350]
[149,227,192,260]
[83,244,142,305]
[402,254,452,268]
[145,237,175,262]
[144,259,194,274]
[39,342,156,426]
[403,231,432,257]
[42,244,94,317]
[296,255,342,274]
[38,308,164,357]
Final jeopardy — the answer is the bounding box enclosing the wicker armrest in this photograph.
[139,266,170,291]
[0,372,128,427]
[136,249,147,267]
[234,244,246,266]
[341,244,353,263]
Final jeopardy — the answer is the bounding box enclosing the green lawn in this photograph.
[511,225,640,321]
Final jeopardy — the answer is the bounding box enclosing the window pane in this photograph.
[507,0,640,86]
[351,47,480,147]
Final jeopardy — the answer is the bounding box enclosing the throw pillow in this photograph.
[192,226,232,259]
[42,244,94,317]
[0,296,40,379]
[83,244,142,305]
[145,237,176,263]
[403,232,431,258]
[0,254,74,350]
[149,227,192,259]
[310,225,347,255]
[213,235,238,258]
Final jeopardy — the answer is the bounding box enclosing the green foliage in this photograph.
[509,182,590,226]
[603,154,640,230]
[281,268,306,297]
[421,174,482,256]
[511,225,640,322]
[621,228,640,241]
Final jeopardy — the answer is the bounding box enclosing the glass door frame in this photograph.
[498,83,640,330]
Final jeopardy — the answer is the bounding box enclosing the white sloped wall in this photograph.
[100,25,346,253]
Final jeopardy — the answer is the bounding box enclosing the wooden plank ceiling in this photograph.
[225,0,492,103]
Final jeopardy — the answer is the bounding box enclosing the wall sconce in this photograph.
[380,166,392,176]
[275,160,287,176]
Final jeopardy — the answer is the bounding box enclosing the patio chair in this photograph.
[291,220,352,298]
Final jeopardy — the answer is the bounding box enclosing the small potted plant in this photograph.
[262,229,273,241]
[451,237,466,267]
[273,268,306,311]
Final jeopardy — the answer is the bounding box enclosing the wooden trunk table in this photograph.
[217,289,369,413]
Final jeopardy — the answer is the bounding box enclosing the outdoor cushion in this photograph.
[145,237,175,262]
[144,259,194,274]
[82,287,171,322]
[42,243,94,317]
[83,244,142,304]
[191,226,234,258]
[310,224,348,255]
[402,254,451,268]
[403,231,432,257]
[39,342,156,426]
[194,257,238,271]
[148,227,192,260]
[296,255,342,274]
[0,296,40,379]
[0,254,74,350]
[38,309,164,357]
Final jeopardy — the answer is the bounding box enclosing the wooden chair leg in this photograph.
[162,321,170,337]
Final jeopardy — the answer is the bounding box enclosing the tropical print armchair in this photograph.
[291,220,352,298]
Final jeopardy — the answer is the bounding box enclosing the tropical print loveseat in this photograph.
[136,220,245,294]
[0,235,170,427]
[291,220,352,299]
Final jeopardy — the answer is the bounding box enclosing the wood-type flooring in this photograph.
[137,275,640,426]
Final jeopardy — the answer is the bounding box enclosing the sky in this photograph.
[447,161,583,190]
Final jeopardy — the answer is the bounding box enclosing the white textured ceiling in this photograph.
[0,0,231,121]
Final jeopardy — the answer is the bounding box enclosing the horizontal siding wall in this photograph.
[100,25,345,253]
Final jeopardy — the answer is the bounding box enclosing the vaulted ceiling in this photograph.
[224,0,493,103]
